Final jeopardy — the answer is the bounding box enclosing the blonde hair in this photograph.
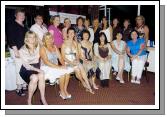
[135,15,145,25]
[42,32,54,47]
[24,31,38,49]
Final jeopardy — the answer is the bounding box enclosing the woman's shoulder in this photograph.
[121,40,126,43]
[106,43,111,48]
[19,45,29,56]
[88,41,93,46]
[48,25,54,30]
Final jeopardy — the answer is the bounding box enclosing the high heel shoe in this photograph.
[40,99,48,105]
[59,92,67,100]
[40,100,43,105]
[66,94,72,99]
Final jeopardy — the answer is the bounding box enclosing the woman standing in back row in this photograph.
[135,15,149,45]
[101,16,113,44]
[48,15,63,48]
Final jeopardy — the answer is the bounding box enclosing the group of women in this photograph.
[6,9,149,105]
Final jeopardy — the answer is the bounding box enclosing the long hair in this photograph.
[101,16,109,29]
[76,16,85,26]
[42,32,54,47]
[98,32,108,45]
[67,27,76,40]
[24,31,38,49]
[135,15,145,26]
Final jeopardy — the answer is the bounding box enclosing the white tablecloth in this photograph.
[5,57,17,91]
[147,47,155,72]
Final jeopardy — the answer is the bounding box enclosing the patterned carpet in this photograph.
[5,72,155,105]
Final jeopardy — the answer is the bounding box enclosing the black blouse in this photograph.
[6,21,28,49]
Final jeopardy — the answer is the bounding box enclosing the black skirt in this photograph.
[19,63,40,84]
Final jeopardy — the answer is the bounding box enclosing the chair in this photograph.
[144,50,150,83]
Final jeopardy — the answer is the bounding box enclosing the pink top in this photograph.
[48,25,63,48]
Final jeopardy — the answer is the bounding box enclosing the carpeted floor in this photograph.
[5,72,155,105]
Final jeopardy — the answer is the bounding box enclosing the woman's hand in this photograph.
[84,59,90,64]
[72,60,79,66]
[60,65,67,69]
[130,55,137,61]
[36,69,44,74]
[14,49,20,58]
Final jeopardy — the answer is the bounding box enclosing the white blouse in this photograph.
[19,44,40,70]
[88,27,94,43]
[30,23,48,40]
[101,27,111,42]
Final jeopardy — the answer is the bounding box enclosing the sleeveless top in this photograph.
[98,46,109,58]
[41,47,58,66]
[64,45,77,62]
[81,44,92,61]
[135,25,145,38]
[113,40,125,52]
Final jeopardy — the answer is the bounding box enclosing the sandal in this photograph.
[86,88,95,94]
[93,84,99,90]
[22,86,28,91]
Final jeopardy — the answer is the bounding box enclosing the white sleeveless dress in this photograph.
[40,47,74,83]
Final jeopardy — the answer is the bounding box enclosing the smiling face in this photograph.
[93,19,99,28]
[84,20,90,28]
[83,32,89,41]
[64,19,71,28]
[136,16,144,26]
[77,18,83,27]
[42,32,54,47]
[27,34,36,44]
[53,16,60,26]
[67,29,75,40]
[131,31,138,40]
[45,35,54,46]
[15,12,25,22]
[123,20,129,28]
[25,32,38,48]
[113,18,119,26]
[102,17,107,25]
[35,15,43,26]
[116,33,123,40]
[100,34,105,43]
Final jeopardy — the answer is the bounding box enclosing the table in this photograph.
[147,47,155,72]
[5,57,17,91]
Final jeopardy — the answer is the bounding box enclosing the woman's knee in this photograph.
[38,71,45,78]
[30,75,39,84]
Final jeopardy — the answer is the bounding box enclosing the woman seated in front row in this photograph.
[61,27,94,94]
[94,32,112,87]
[126,30,147,84]
[19,31,48,105]
[78,30,99,90]
[40,32,74,100]
[111,32,131,84]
